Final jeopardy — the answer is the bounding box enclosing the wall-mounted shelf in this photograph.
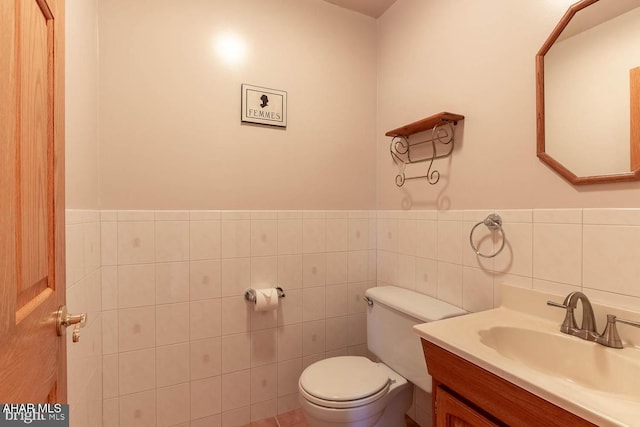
[386,112,464,186]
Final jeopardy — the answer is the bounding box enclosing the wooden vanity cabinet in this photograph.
[421,339,598,427]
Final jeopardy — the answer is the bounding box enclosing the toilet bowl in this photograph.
[298,356,413,427]
[298,286,466,427]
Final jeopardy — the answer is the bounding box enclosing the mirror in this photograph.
[537,0,640,184]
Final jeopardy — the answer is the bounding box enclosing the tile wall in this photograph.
[99,210,377,427]
[377,209,640,312]
[66,208,640,427]
[66,210,103,427]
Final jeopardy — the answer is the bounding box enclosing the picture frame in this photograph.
[241,84,287,128]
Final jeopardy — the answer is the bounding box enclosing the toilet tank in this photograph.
[365,286,466,393]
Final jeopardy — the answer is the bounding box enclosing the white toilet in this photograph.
[298,286,466,427]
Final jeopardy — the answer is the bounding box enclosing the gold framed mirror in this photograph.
[536,0,640,184]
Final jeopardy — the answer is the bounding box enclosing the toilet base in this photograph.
[300,381,413,427]
[373,384,413,427]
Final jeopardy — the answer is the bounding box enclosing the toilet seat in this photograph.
[299,356,391,409]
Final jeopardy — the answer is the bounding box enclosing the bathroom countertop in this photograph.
[413,285,640,427]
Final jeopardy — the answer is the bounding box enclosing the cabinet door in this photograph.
[436,387,500,427]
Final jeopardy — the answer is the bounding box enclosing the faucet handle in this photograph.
[547,300,578,333]
[546,300,567,309]
[597,314,624,348]
[596,314,640,349]
[615,317,640,328]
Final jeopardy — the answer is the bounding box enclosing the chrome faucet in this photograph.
[548,291,598,341]
[548,292,640,349]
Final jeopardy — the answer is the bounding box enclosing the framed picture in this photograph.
[241,84,287,128]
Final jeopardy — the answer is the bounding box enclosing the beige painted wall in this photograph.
[65,0,99,209]
[376,0,640,210]
[98,0,377,210]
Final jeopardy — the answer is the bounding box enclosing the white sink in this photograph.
[413,284,640,427]
[478,326,640,400]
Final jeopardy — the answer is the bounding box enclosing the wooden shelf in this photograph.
[386,111,464,186]
[385,112,464,137]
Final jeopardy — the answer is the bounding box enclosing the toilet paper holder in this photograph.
[244,287,286,303]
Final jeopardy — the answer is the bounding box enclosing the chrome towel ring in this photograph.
[469,214,506,258]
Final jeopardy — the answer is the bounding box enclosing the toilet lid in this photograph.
[299,356,390,404]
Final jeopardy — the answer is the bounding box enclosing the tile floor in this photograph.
[241,409,305,427]
[242,409,421,427]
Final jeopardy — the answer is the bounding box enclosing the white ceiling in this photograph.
[322,0,398,18]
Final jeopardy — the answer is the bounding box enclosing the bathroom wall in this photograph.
[66,211,103,427]
[97,0,377,210]
[100,210,376,426]
[94,3,379,422]
[66,0,99,208]
[65,0,102,425]
[378,208,640,313]
[376,0,640,209]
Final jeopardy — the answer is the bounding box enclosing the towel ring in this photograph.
[469,214,506,258]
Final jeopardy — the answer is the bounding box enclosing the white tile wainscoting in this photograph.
[376,209,640,313]
[97,210,377,427]
[66,210,103,427]
[65,208,640,427]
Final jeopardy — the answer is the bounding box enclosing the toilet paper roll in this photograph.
[253,288,279,312]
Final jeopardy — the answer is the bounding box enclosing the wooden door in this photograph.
[0,0,66,403]
[436,387,501,427]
